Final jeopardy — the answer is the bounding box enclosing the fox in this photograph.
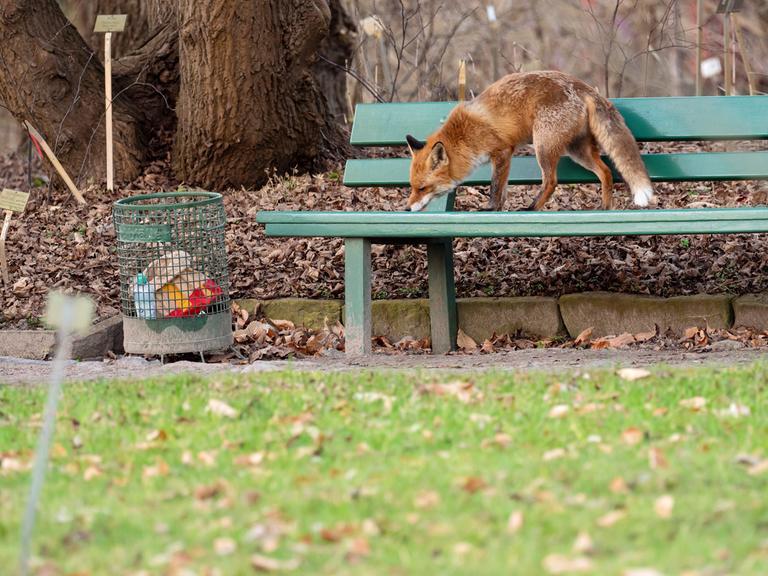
[405,70,655,212]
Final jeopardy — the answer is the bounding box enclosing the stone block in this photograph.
[733,294,768,331]
[457,297,564,341]
[236,298,343,331]
[559,292,733,338]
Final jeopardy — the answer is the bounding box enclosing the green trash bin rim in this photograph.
[114,191,222,211]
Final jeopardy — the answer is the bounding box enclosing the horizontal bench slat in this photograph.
[257,207,768,238]
[350,96,768,146]
[343,151,768,187]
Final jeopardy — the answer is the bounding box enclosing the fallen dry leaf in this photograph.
[251,554,300,572]
[621,427,644,446]
[574,326,593,345]
[572,531,594,554]
[748,460,768,476]
[453,541,473,556]
[480,339,495,354]
[617,368,651,381]
[421,381,480,404]
[623,569,664,576]
[235,452,265,467]
[507,510,524,534]
[146,429,168,442]
[83,465,102,481]
[679,397,707,411]
[648,447,668,470]
[610,476,629,494]
[207,399,239,419]
[142,459,170,479]
[597,510,626,527]
[654,494,674,519]
[543,448,567,461]
[214,537,237,556]
[606,333,635,348]
[633,330,657,342]
[414,490,441,509]
[456,329,478,352]
[459,476,487,494]
[682,326,699,340]
[345,537,371,563]
[543,554,594,574]
[270,319,295,332]
[493,433,512,448]
[548,404,570,419]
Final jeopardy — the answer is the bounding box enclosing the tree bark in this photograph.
[313,0,357,124]
[173,0,349,189]
[69,0,179,146]
[0,0,146,187]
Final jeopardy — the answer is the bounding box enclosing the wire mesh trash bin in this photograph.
[113,192,233,355]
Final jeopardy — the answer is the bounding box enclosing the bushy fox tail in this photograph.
[586,96,655,207]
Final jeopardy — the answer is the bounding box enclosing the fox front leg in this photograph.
[485,151,511,211]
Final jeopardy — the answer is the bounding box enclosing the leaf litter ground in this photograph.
[0,142,766,359]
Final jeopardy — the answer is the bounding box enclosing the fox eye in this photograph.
[418,187,426,193]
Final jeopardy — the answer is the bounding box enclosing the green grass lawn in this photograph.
[1,363,767,575]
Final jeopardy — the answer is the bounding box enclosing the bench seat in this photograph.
[258,207,768,238]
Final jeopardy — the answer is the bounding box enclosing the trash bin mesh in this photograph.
[113,192,230,320]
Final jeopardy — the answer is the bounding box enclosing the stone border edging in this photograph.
[1,294,764,360]
[0,316,124,361]
[237,292,766,342]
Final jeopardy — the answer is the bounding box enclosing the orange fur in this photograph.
[406,70,655,211]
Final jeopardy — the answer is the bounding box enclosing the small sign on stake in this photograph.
[94,14,127,33]
[94,14,127,192]
[0,188,30,213]
[0,188,30,285]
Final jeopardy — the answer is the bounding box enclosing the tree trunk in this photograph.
[0,0,146,187]
[313,0,357,124]
[173,0,349,189]
[69,0,179,148]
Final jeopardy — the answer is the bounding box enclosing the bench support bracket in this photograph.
[344,238,372,355]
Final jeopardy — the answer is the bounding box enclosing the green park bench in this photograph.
[257,95,768,355]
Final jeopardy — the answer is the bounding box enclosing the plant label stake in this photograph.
[716,0,743,96]
[0,188,29,285]
[94,14,127,191]
[458,60,467,102]
[19,292,94,576]
[24,122,85,205]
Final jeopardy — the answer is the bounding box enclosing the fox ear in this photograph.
[406,134,425,155]
[429,141,448,169]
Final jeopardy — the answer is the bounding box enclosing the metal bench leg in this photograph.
[427,239,457,354]
[345,238,372,356]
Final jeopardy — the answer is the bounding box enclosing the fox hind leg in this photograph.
[566,136,614,210]
[526,139,564,211]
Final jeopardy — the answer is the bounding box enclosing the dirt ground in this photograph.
[1,347,765,386]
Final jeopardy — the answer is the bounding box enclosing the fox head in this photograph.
[405,134,454,211]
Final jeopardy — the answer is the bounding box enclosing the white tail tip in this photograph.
[633,185,656,207]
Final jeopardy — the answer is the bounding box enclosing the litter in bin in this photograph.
[130,249,223,319]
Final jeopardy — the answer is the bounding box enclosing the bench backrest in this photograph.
[350,97,768,145]
[343,96,768,206]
